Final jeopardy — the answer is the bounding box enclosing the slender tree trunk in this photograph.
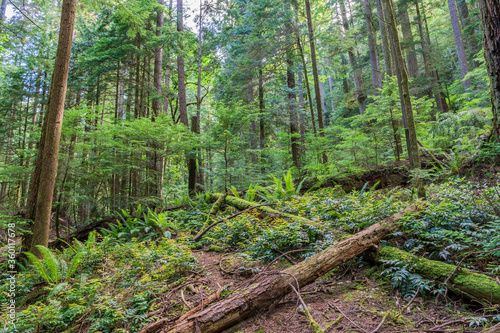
[177,0,188,127]
[135,36,141,118]
[195,0,204,189]
[297,71,306,144]
[325,58,336,116]
[478,0,500,140]
[152,0,164,118]
[304,0,327,163]
[29,0,77,257]
[339,0,366,115]
[375,0,393,76]
[286,22,301,170]
[447,0,472,91]
[258,68,266,174]
[399,3,419,78]
[457,0,479,67]
[0,0,7,41]
[364,0,382,94]
[296,35,317,136]
[384,0,422,173]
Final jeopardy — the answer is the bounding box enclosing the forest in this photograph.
[1,0,500,331]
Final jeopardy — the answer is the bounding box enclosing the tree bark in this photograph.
[447,0,472,91]
[143,205,421,333]
[399,3,419,78]
[339,0,366,115]
[286,23,301,170]
[375,246,500,304]
[478,0,500,141]
[364,0,382,94]
[304,0,327,163]
[0,0,7,41]
[152,0,164,118]
[177,0,188,127]
[29,0,77,257]
[384,0,423,197]
[375,0,393,77]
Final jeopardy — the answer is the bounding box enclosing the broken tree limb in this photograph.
[376,246,500,304]
[193,203,276,242]
[144,204,423,333]
[209,193,320,227]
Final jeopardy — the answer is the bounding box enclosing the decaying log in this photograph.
[209,193,320,226]
[144,204,422,333]
[376,246,500,304]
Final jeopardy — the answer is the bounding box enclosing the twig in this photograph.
[174,286,225,324]
[273,248,297,265]
[369,312,388,333]
[444,248,500,285]
[9,0,43,30]
[329,302,369,333]
[193,203,277,241]
[289,284,325,333]
[402,285,421,312]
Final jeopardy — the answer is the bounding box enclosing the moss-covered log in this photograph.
[210,193,320,226]
[140,204,422,333]
[377,246,500,304]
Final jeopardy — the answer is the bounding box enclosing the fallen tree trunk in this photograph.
[140,204,422,333]
[375,246,500,304]
[482,323,500,333]
[209,193,320,227]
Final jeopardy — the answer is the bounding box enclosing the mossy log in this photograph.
[376,246,500,304]
[140,204,422,333]
[209,193,319,226]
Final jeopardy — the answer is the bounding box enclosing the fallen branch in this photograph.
[193,203,276,242]
[146,204,423,333]
[376,246,500,304]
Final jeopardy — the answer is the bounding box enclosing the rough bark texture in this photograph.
[152,0,164,118]
[364,0,382,94]
[286,31,301,169]
[30,0,77,257]
[305,0,327,163]
[148,205,420,333]
[478,0,500,141]
[375,0,393,76]
[447,0,472,91]
[399,3,419,78]
[340,0,366,115]
[177,0,188,127]
[376,246,500,304]
[385,0,422,173]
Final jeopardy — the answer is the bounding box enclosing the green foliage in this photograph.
[381,259,435,299]
[24,245,85,285]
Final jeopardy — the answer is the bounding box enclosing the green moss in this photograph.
[379,246,500,303]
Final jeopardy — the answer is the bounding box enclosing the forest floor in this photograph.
[172,250,488,333]
[2,171,500,333]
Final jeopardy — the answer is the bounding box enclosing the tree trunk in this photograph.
[384,0,423,197]
[447,0,472,91]
[457,0,479,67]
[152,0,164,118]
[296,34,317,136]
[375,0,393,76]
[297,71,306,144]
[399,3,419,78]
[142,204,421,333]
[286,24,301,170]
[29,0,77,257]
[0,0,7,41]
[304,0,327,163]
[415,0,448,114]
[374,246,500,304]
[177,0,188,127]
[339,0,366,115]
[364,0,382,94]
[478,0,500,141]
